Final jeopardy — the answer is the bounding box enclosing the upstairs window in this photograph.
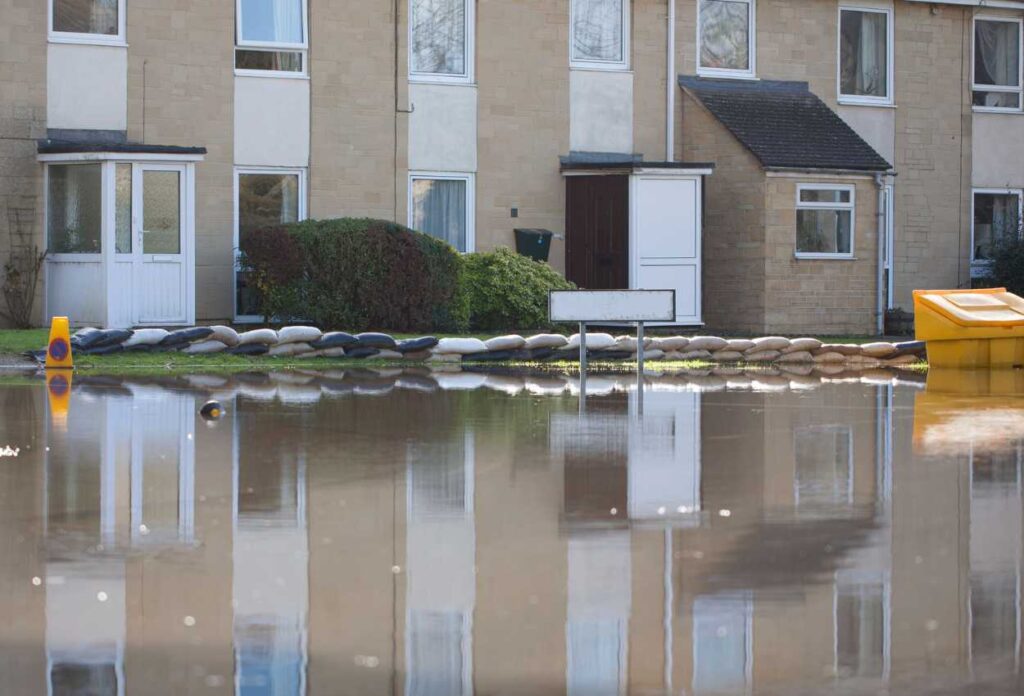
[571,0,630,70]
[50,0,124,44]
[973,17,1023,111]
[839,7,892,104]
[698,0,755,78]
[796,185,856,259]
[410,0,473,82]
[235,0,308,76]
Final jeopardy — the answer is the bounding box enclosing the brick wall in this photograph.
[0,0,47,328]
[680,92,767,333]
[763,176,879,336]
[126,0,236,321]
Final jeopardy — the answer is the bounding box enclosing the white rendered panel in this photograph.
[549,290,676,322]
[47,260,105,326]
[47,43,127,131]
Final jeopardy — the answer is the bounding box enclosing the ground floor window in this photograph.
[409,173,475,253]
[47,163,103,254]
[795,184,855,258]
[794,424,854,512]
[835,573,889,679]
[972,189,1022,277]
[234,168,306,321]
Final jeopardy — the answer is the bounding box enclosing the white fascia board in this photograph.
[903,0,1024,9]
[38,152,205,163]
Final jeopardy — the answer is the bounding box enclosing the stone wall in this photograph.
[763,175,879,336]
[0,0,47,329]
[126,0,236,322]
[680,92,767,334]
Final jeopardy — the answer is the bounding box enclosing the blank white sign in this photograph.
[549,290,676,322]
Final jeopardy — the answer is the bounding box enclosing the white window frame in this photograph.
[833,571,892,682]
[408,0,475,84]
[569,0,631,71]
[970,187,1023,276]
[235,0,309,77]
[795,183,857,260]
[407,172,476,253]
[972,16,1024,114]
[48,0,126,46]
[696,0,757,80]
[233,167,308,324]
[837,6,894,107]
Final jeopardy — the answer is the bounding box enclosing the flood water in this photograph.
[0,366,1022,695]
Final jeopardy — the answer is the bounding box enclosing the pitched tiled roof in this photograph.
[678,76,892,172]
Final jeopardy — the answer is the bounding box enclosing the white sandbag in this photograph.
[524,333,568,350]
[183,340,228,354]
[435,337,488,355]
[484,335,526,351]
[743,350,781,362]
[750,336,791,352]
[123,328,169,347]
[783,337,823,353]
[656,336,690,351]
[208,325,240,347]
[710,350,744,362]
[238,328,279,346]
[687,336,728,352]
[725,339,756,352]
[277,326,323,345]
[566,333,615,351]
[614,336,641,352]
[677,349,713,361]
[813,351,847,364]
[427,352,463,363]
[818,343,863,356]
[860,341,897,358]
[269,342,314,357]
[641,349,665,361]
[376,350,404,359]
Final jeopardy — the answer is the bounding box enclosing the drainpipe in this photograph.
[875,173,886,336]
[666,0,676,161]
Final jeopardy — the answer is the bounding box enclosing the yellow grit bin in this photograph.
[913,288,1024,368]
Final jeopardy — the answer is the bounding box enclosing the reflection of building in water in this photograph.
[233,405,309,695]
[405,431,475,696]
[692,594,753,695]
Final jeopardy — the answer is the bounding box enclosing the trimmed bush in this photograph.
[240,218,468,332]
[982,234,1024,296]
[463,247,575,331]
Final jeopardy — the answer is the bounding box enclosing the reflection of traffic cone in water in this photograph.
[46,371,72,431]
[45,317,74,370]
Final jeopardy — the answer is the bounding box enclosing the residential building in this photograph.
[0,0,1022,332]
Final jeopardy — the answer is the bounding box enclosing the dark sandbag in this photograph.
[71,327,104,349]
[464,350,518,362]
[355,332,398,350]
[123,344,156,353]
[229,343,270,356]
[161,327,214,347]
[311,332,357,350]
[516,348,556,361]
[397,336,439,353]
[91,329,134,348]
[891,340,927,358]
[345,346,381,359]
[81,344,125,356]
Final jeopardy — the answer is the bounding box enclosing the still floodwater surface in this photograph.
[0,367,1022,696]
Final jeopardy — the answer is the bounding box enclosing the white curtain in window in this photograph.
[54,0,118,35]
[693,597,750,694]
[240,0,304,45]
[407,611,466,696]
[700,0,750,71]
[411,0,467,75]
[976,20,1019,88]
[841,11,887,98]
[412,179,467,251]
[573,0,624,63]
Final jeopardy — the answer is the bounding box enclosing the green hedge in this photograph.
[241,218,468,332]
[462,247,575,331]
[982,235,1024,296]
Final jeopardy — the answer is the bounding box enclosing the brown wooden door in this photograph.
[565,175,629,289]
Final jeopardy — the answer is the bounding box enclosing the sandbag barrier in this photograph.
[45,327,928,368]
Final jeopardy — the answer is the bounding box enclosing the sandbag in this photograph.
[71,327,104,349]
[641,349,666,361]
[183,340,229,355]
[710,350,744,362]
[313,332,357,350]
[435,337,488,355]
[229,343,270,356]
[465,350,519,362]
[278,326,323,345]
[237,328,279,346]
[345,346,381,359]
[566,333,615,351]
[376,350,404,360]
[783,337,823,353]
[677,349,713,361]
[776,351,814,363]
[859,342,897,358]
[817,343,863,356]
[269,342,314,357]
[744,350,781,362]
[397,336,439,353]
[356,332,398,350]
[312,347,349,358]
[524,334,568,350]
[656,336,690,351]
[725,339,756,352]
[688,336,728,352]
[81,344,124,356]
[208,325,240,347]
[750,336,791,352]
[123,328,169,348]
[161,327,214,347]
[813,351,847,364]
[88,329,133,348]
[891,340,927,358]
[484,335,526,351]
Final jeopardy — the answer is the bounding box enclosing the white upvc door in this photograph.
[131,164,194,325]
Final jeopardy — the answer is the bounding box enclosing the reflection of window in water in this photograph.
[971,450,1021,490]
[409,434,471,518]
[970,572,1020,668]
[47,454,103,536]
[693,595,752,695]
[50,661,118,696]
[235,618,305,696]
[567,618,627,696]
[795,425,853,509]
[835,575,888,679]
[407,610,470,696]
[237,454,302,524]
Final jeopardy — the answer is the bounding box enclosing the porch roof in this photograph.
[559,152,715,174]
[37,139,207,158]
[678,76,892,173]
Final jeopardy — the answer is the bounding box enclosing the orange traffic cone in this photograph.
[45,316,74,370]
